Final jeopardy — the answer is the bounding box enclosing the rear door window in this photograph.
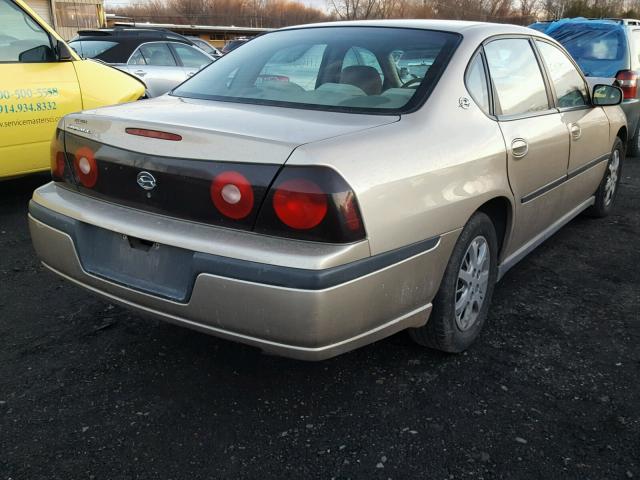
[137,43,177,67]
[536,40,589,108]
[485,38,550,116]
[171,43,211,68]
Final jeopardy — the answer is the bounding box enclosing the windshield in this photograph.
[545,22,628,77]
[69,39,118,58]
[172,27,460,114]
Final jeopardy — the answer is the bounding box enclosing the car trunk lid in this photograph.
[64,95,399,164]
[59,95,398,230]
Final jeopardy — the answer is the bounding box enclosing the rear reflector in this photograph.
[615,70,638,99]
[73,146,98,188]
[125,128,182,141]
[210,170,254,220]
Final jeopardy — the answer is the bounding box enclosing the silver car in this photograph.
[69,34,215,97]
[32,21,626,360]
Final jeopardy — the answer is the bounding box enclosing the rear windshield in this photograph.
[545,23,628,77]
[69,39,118,58]
[172,27,460,114]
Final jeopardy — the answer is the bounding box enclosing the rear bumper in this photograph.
[29,185,457,360]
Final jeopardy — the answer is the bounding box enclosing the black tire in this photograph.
[628,122,640,158]
[587,137,624,218]
[409,212,499,353]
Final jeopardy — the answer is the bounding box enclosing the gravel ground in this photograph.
[1,160,638,480]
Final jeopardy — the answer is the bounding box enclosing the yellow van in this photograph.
[0,0,145,179]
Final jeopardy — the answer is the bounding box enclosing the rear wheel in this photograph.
[410,212,498,353]
[628,122,640,157]
[587,137,624,218]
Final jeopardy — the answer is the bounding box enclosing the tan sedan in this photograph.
[29,20,626,360]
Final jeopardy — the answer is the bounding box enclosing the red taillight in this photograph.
[73,147,98,188]
[50,130,66,181]
[210,170,254,220]
[272,179,328,230]
[125,128,182,141]
[616,70,638,99]
[52,152,66,179]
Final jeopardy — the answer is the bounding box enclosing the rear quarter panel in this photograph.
[287,50,513,257]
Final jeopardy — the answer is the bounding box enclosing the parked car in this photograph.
[531,18,640,155]
[186,36,222,58]
[68,28,215,97]
[0,0,144,179]
[221,38,248,54]
[30,21,625,360]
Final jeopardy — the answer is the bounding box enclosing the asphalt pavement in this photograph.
[1,159,639,479]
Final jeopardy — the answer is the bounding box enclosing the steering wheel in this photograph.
[401,77,422,88]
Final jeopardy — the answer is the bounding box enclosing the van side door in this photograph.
[0,0,82,177]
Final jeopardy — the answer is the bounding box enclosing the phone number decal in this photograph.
[0,101,58,114]
[0,87,60,100]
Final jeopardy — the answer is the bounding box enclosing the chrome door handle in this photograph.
[134,70,147,77]
[569,123,582,140]
[511,138,529,158]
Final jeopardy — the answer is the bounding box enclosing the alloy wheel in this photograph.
[455,236,490,331]
[604,149,620,207]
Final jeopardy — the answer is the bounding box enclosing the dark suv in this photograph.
[531,18,640,155]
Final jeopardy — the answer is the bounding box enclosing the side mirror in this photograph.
[18,44,56,62]
[592,84,623,106]
[56,40,74,61]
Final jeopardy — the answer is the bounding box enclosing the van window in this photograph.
[0,0,53,62]
[485,38,550,116]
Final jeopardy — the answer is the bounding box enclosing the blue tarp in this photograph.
[529,18,628,77]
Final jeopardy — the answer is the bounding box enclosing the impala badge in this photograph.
[137,171,157,191]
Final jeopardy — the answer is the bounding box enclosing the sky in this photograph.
[104,0,329,8]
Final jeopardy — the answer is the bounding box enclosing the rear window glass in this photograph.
[69,40,117,58]
[545,23,628,77]
[172,27,460,114]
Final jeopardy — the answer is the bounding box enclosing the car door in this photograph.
[0,0,82,178]
[125,42,184,97]
[169,42,213,80]
[484,37,571,250]
[534,39,611,207]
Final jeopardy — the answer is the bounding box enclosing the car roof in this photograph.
[76,27,193,42]
[281,19,538,37]
[70,29,196,63]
